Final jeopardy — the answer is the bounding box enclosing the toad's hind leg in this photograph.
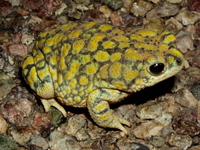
[87,89,131,134]
[41,98,67,117]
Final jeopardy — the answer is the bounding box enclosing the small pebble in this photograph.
[1,98,33,124]
[30,136,49,150]
[49,107,64,127]
[149,0,160,3]
[161,126,174,138]
[0,0,13,16]
[7,86,36,104]
[110,11,122,27]
[130,0,152,16]
[8,0,20,6]
[12,33,22,43]
[188,0,200,12]
[167,133,192,150]
[57,16,68,24]
[44,0,61,14]
[146,2,179,20]
[133,120,164,138]
[100,0,123,10]
[117,139,150,150]
[172,109,200,137]
[10,126,32,145]
[29,145,43,150]
[99,5,112,19]
[28,15,43,24]
[176,32,194,53]
[0,134,18,150]
[75,128,90,141]
[0,72,15,99]
[175,88,198,108]
[195,21,200,39]
[150,136,165,148]
[75,0,90,5]
[0,113,8,134]
[21,34,34,46]
[8,44,28,57]
[190,82,200,100]
[193,136,200,145]
[145,18,164,33]
[186,67,200,80]
[186,50,200,68]
[87,119,106,139]
[40,124,56,138]
[111,11,142,28]
[166,17,183,31]
[0,31,9,43]
[81,9,105,23]
[37,7,51,18]
[90,140,101,149]
[188,145,200,150]
[21,0,43,10]
[100,134,121,150]
[136,100,163,119]
[0,48,7,70]
[49,130,81,150]
[64,114,86,135]
[17,9,30,16]
[165,0,182,3]
[55,2,67,15]
[32,113,51,131]
[67,7,82,20]
[2,11,24,30]
[197,101,200,123]
[175,8,200,26]
[155,112,172,126]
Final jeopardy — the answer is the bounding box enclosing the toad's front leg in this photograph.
[87,89,131,134]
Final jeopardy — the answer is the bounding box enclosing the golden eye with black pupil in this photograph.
[149,63,165,75]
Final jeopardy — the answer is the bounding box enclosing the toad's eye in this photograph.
[149,63,165,75]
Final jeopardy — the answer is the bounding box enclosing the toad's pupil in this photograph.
[149,63,165,75]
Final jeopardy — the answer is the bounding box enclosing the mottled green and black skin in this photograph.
[22,21,184,134]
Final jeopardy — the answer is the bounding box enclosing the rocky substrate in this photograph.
[0,0,199,149]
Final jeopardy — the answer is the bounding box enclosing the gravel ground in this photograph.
[0,0,199,150]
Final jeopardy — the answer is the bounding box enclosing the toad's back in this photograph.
[22,22,184,134]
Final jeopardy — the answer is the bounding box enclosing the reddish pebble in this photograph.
[0,0,13,16]
[82,9,106,23]
[32,113,51,131]
[1,98,33,124]
[8,44,28,57]
[12,33,22,43]
[21,0,43,10]
[172,109,200,137]
[188,0,200,12]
